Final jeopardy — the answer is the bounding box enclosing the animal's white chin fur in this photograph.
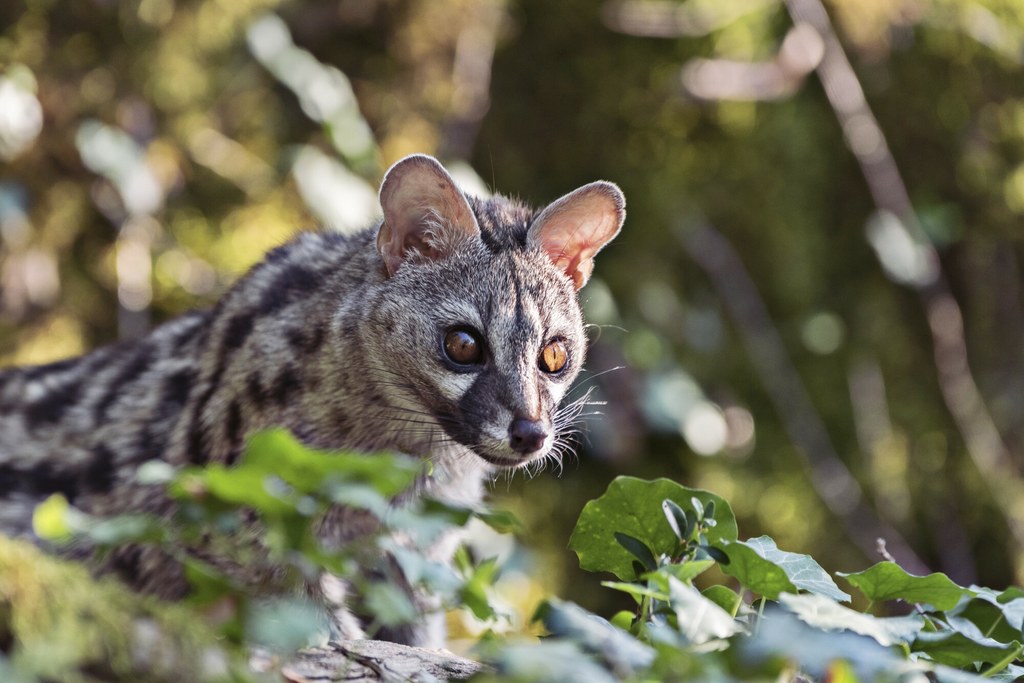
[469,431,554,469]
[471,445,548,470]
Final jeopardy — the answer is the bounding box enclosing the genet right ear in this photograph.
[527,181,625,290]
[377,154,481,277]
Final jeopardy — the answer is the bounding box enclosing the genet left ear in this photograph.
[527,181,625,290]
[377,154,481,277]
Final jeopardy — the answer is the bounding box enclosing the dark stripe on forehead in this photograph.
[469,195,535,253]
[510,258,542,346]
[510,263,527,340]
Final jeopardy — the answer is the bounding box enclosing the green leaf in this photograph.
[243,429,420,497]
[739,536,850,602]
[913,630,1021,668]
[183,557,241,607]
[569,477,737,581]
[702,585,744,615]
[601,581,669,604]
[458,557,501,621]
[652,560,715,584]
[779,593,924,647]
[246,598,323,652]
[667,576,745,644]
[534,598,656,672]
[948,595,1024,644]
[994,597,1024,636]
[84,514,164,545]
[964,585,1024,633]
[742,611,917,682]
[661,499,688,541]
[473,507,523,534]
[485,641,619,683]
[32,494,73,541]
[610,610,634,630]
[991,663,1024,682]
[388,544,462,596]
[998,587,1024,604]
[364,582,418,627]
[716,541,796,600]
[330,483,389,516]
[839,561,968,611]
[699,545,729,564]
[173,464,295,516]
[614,532,657,572]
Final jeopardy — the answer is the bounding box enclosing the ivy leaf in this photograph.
[486,642,618,683]
[668,576,745,644]
[460,564,498,622]
[652,560,715,585]
[388,544,462,597]
[330,483,389,516]
[913,630,1021,668]
[179,464,296,517]
[473,507,523,535]
[702,585,745,615]
[742,611,928,683]
[966,586,1024,632]
[740,536,850,602]
[716,542,796,600]
[601,581,669,604]
[929,664,1013,683]
[992,663,1024,682]
[243,429,420,497]
[534,598,656,672]
[998,587,1024,604]
[245,597,323,652]
[364,582,418,627]
[569,477,737,581]
[947,590,1024,645]
[779,593,924,647]
[610,610,633,630]
[838,561,968,611]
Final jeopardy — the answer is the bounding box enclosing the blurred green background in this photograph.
[2,0,1024,629]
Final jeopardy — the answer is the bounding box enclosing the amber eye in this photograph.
[443,328,484,366]
[539,339,568,374]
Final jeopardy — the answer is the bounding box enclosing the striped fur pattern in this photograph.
[0,155,624,646]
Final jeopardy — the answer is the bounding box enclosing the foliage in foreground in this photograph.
[509,476,1024,682]
[5,433,1024,682]
[0,534,237,682]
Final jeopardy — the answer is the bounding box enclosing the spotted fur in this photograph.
[0,154,624,646]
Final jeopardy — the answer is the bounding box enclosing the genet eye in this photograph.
[539,339,568,374]
[443,328,484,366]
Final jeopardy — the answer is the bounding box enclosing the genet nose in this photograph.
[508,418,548,454]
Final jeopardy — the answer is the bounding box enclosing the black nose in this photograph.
[508,418,549,454]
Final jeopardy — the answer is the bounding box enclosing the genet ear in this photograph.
[377,154,481,277]
[527,181,625,289]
